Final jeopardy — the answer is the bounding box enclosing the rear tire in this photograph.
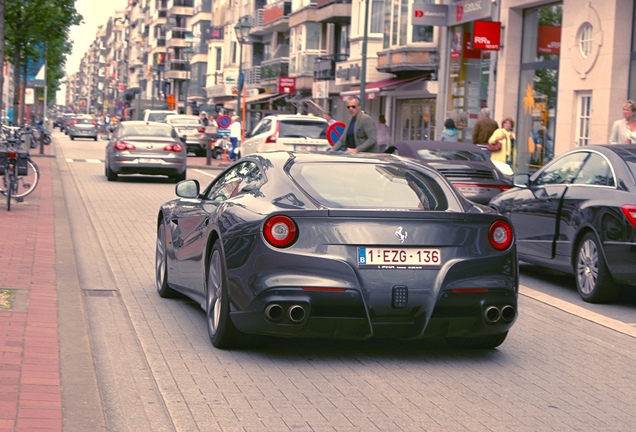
[575,232,620,303]
[172,171,186,183]
[70,135,74,140]
[445,332,508,349]
[43,135,51,145]
[195,149,206,157]
[156,221,178,298]
[106,163,118,182]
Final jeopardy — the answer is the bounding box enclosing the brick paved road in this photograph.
[54,132,636,431]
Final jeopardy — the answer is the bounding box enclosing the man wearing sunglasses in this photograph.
[332,96,378,153]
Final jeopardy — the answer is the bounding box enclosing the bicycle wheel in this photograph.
[0,159,39,199]
[6,174,12,211]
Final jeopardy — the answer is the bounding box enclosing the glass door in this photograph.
[400,101,435,141]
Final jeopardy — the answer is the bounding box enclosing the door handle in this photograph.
[204,218,209,226]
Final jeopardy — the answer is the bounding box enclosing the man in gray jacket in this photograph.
[332,96,378,152]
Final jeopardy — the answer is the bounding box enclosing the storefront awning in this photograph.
[340,75,428,98]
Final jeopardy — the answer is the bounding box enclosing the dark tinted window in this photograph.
[290,162,449,210]
[279,120,327,139]
[75,118,94,125]
[573,153,615,186]
[613,147,636,181]
[534,152,588,185]
[167,116,201,125]
[147,112,173,122]
[121,125,174,137]
[416,149,487,161]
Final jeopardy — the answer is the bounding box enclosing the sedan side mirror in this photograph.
[513,173,530,188]
[181,135,187,143]
[175,179,200,198]
[100,135,110,141]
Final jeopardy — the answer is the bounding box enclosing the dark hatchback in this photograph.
[490,145,636,303]
[386,141,513,205]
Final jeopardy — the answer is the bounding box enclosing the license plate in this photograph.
[357,247,441,268]
[294,145,317,151]
[139,158,163,164]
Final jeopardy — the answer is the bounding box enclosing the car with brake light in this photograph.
[241,115,330,156]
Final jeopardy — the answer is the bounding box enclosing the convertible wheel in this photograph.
[156,222,177,298]
[575,232,620,303]
[445,332,508,349]
[206,242,258,349]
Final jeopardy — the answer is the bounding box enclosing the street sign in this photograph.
[117,101,124,110]
[326,121,346,146]
[217,128,230,136]
[217,115,231,129]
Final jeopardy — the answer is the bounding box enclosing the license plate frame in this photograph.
[294,145,317,152]
[139,158,164,164]
[357,247,441,269]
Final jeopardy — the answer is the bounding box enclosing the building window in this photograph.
[576,92,592,146]
[215,47,222,71]
[578,23,593,58]
[231,41,237,64]
[370,0,383,34]
[383,0,433,49]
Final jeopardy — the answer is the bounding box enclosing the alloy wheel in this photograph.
[156,227,167,292]
[577,239,598,295]
[207,250,222,335]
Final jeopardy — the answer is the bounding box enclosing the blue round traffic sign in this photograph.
[327,121,346,146]
[218,115,232,129]
[117,101,124,110]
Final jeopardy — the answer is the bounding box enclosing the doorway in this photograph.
[397,98,436,141]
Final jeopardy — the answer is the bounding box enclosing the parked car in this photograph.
[165,115,207,156]
[60,114,75,133]
[104,121,187,182]
[156,151,518,349]
[241,115,330,156]
[67,115,98,141]
[143,110,178,123]
[385,141,513,205]
[489,145,636,303]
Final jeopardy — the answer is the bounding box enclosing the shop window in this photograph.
[576,92,592,147]
[382,0,433,49]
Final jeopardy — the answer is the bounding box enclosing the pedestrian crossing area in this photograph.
[66,159,104,163]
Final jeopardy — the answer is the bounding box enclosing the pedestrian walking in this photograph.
[488,117,516,167]
[200,111,209,126]
[323,112,336,126]
[375,115,392,152]
[332,96,377,153]
[472,108,498,145]
[229,115,241,160]
[440,118,459,142]
[609,100,636,144]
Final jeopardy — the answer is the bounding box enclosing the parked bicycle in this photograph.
[0,125,40,211]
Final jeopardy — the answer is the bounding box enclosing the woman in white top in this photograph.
[609,100,636,144]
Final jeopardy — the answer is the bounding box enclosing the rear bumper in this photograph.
[110,159,186,175]
[604,243,636,286]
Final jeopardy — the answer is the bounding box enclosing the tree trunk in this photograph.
[0,0,5,122]
[20,60,27,123]
[12,47,19,124]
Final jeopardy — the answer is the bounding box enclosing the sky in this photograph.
[56,0,127,105]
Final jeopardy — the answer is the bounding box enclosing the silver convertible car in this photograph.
[156,152,518,349]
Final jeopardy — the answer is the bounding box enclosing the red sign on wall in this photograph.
[277,77,296,95]
[473,21,501,50]
[537,25,561,54]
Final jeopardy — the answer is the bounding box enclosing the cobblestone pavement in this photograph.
[55,132,636,431]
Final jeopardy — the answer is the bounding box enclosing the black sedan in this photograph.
[385,141,513,205]
[156,152,518,349]
[490,145,636,303]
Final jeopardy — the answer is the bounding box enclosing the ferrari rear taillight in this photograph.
[621,205,636,227]
[164,144,183,152]
[489,220,513,251]
[114,142,136,150]
[265,121,279,143]
[263,215,297,248]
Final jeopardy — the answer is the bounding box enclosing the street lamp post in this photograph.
[359,0,370,111]
[183,44,194,114]
[234,16,251,132]
[137,71,144,120]
[151,66,159,110]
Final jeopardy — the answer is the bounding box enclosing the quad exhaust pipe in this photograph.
[484,305,516,323]
[264,304,307,323]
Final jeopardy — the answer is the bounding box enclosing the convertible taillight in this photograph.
[164,144,183,152]
[621,205,636,227]
[265,121,279,143]
[114,142,135,150]
[263,215,297,248]
[489,220,513,251]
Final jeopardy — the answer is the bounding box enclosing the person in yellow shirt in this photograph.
[488,117,516,167]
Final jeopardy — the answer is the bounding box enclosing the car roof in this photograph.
[264,115,327,122]
[120,120,172,126]
[395,140,489,154]
[165,115,199,120]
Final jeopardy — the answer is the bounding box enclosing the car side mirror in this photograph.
[181,135,187,143]
[513,173,530,188]
[175,179,200,198]
[100,135,110,140]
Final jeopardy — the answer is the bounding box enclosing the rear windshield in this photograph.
[615,147,636,180]
[122,125,175,138]
[290,162,449,210]
[75,118,94,125]
[416,149,486,162]
[147,112,173,122]
[167,117,201,125]
[279,120,327,139]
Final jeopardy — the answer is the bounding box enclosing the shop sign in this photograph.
[277,77,296,94]
[335,62,361,86]
[312,81,328,99]
[448,0,492,26]
[25,88,35,105]
[206,84,234,98]
[473,21,501,50]
[412,4,448,27]
[537,25,561,54]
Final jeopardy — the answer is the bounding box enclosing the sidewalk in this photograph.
[0,145,62,431]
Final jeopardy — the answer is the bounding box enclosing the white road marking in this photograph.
[191,168,220,177]
[66,158,74,163]
[86,159,102,164]
[520,285,636,338]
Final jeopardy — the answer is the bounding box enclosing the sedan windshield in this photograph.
[122,125,175,137]
[75,118,94,125]
[416,149,487,161]
[147,112,173,122]
[279,121,327,139]
[290,162,449,210]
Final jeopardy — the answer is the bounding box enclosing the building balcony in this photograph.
[152,8,168,23]
[313,53,348,80]
[262,1,291,32]
[248,9,265,36]
[193,0,211,15]
[315,0,351,24]
[244,66,261,87]
[376,47,438,74]
[151,38,166,49]
[168,0,193,16]
[209,26,224,40]
[260,57,289,81]
[170,59,189,71]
